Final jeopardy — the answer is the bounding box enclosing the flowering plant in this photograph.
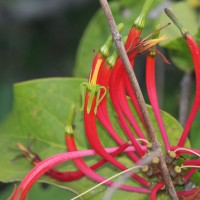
[0,0,200,200]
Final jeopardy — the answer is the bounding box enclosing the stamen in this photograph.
[180,165,200,169]
[71,165,143,200]
[174,148,200,157]
[154,49,171,64]
[140,35,168,53]
[17,142,29,153]
[141,23,171,42]
[16,142,37,162]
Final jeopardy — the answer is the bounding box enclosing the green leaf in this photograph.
[191,171,200,186]
[0,183,77,200]
[168,38,194,72]
[0,78,189,199]
[73,0,162,78]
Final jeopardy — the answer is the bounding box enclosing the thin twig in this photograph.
[179,72,193,126]
[99,0,178,199]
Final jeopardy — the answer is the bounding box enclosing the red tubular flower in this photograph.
[146,46,170,151]
[150,182,165,200]
[181,159,200,182]
[164,8,200,148]
[11,146,143,200]
[84,90,149,186]
[183,159,200,166]
[96,50,140,162]
[81,47,149,185]
[109,59,146,157]
[117,74,147,140]
[108,11,147,157]
[124,74,146,126]
[183,168,197,183]
[177,188,200,199]
[109,35,168,156]
[17,141,134,183]
[65,131,149,192]
[89,23,124,80]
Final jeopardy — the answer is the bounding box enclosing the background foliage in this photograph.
[0,0,199,199]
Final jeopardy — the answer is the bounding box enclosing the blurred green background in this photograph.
[0,0,199,199]
[0,0,99,199]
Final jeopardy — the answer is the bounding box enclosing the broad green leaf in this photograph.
[0,183,76,200]
[73,0,162,78]
[0,78,189,199]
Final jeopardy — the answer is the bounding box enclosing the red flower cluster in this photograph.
[10,4,200,200]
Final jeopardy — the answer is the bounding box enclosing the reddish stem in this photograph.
[124,73,146,126]
[31,140,138,182]
[164,9,200,147]
[84,92,150,186]
[96,61,139,162]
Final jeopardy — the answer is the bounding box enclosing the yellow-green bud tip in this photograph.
[106,50,118,68]
[100,23,124,57]
[164,8,189,38]
[133,0,154,30]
